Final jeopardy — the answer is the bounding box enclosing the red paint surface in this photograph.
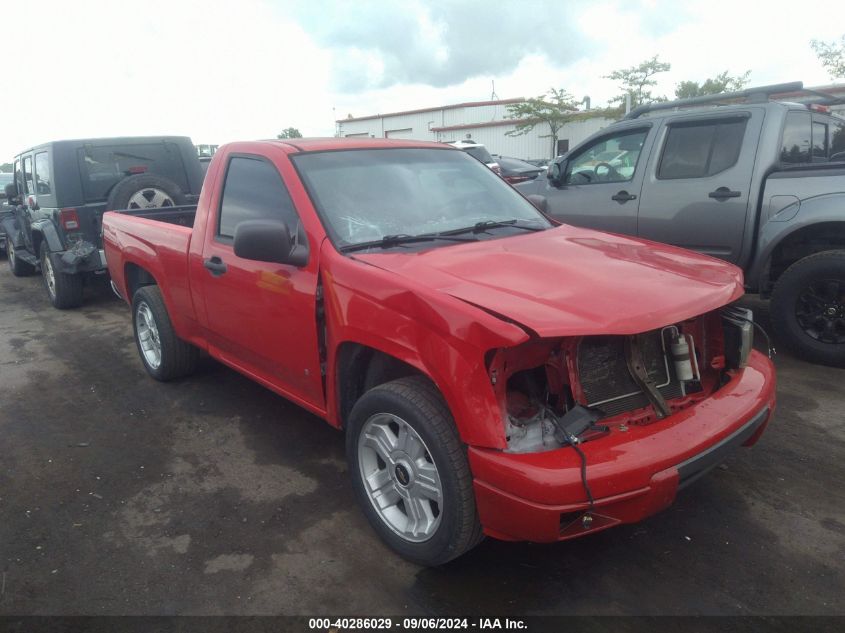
[103,138,776,543]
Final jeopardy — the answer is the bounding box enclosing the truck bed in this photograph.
[102,205,198,336]
[110,204,197,227]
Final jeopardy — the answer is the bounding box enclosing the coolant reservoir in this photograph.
[670,335,694,382]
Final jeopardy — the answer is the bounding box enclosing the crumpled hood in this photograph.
[354,225,744,337]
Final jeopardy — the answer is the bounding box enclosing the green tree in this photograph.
[811,36,845,79]
[674,70,751,99]
[277,127,303,139]
[604,55,671,108]
[0,162,12,172]
[505,88,580,158]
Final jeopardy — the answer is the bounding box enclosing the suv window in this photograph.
[218,156,298,240]
[13,159,22,196]
[781,111,811,163]
[566,129,647,185]
[35,152,52,196]
[23,156,34,194]
[657,118,747,179]
[77,142,188,202]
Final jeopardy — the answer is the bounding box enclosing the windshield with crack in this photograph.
[292,148,551,249]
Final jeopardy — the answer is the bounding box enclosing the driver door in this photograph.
[543,126,653,235]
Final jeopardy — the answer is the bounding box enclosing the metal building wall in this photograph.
[337,104,615,160]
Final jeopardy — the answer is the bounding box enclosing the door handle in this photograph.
[708,187,741,200]
[611,191,637,202]
[203,256,228,276]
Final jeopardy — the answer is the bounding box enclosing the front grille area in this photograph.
[577,330,683,418]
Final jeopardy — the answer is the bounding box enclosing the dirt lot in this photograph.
[1,262,843,617]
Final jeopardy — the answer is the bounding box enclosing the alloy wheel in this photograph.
[357,413,443,542]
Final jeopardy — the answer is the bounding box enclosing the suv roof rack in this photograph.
[623,81,845,120]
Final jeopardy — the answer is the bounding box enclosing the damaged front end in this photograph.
[487,307,756,454]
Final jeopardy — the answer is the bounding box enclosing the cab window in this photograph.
[217,156,299,241]
[781,111,811,163]
[565,129,648,185]
[657,117,747,179]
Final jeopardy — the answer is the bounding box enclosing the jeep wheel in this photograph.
[771,250,845,367]
[106,174,187,211]
[40,243,83,309]
[346,376,483,566]
[7,241,34,277]
[132,285,198,381]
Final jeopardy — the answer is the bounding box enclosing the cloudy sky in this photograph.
[3,0,844,161]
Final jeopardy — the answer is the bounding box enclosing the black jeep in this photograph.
[2,136,203,308]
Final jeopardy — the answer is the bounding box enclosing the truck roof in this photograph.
[269,137,457,153]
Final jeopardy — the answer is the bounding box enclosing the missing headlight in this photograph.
[722,306,754,369]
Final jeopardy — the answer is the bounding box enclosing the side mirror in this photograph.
[233,219,308,267]
[4,182,17,201]
[547,159,567,186]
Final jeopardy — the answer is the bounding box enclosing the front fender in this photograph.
[0,215,23,247]
[322,246,529,450]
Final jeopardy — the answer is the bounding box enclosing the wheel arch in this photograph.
[331,339,507,450]
[124,261,160,300]
[756,220,845,295]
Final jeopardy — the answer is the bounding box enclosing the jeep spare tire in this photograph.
[106,174,187,211]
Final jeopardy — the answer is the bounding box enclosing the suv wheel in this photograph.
[106,174,187,211]
[40,243,83,309]
[7,241,35,277]
[346,376,483,566]
[132,285,198,381]
[771,250,845,367]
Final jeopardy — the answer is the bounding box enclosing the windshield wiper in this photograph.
[437,219,546,236]
[339,233,477,253]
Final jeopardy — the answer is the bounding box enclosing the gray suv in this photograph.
[516,82,845,367]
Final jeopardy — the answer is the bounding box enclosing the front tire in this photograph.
[771,250,845,367]
[132,285,198,381]
[346,376,483,566]
[7,240,34,277]
[40,243,83,309]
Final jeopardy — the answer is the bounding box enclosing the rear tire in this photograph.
[346,376,483,566]
[7,240,34,277]
[132,285,198,381]
[40,242,83,309]
[771,250,845,367]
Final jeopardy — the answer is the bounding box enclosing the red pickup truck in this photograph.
[103,138,776,566]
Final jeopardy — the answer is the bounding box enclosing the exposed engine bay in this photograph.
[489,307,755,453]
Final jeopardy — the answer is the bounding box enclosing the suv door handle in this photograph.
[611,191,637,202]
[708,187,741,200]
[203,256,228,276]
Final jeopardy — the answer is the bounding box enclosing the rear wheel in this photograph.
[346,376,483,566]
[771,250,845,367]
[7,240,34,277]
[40,243,83,309]
[132,285,198,381]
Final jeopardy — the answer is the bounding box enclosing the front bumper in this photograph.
[468,350,776,542]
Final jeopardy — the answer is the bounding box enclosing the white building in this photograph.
[336,98,615,162]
